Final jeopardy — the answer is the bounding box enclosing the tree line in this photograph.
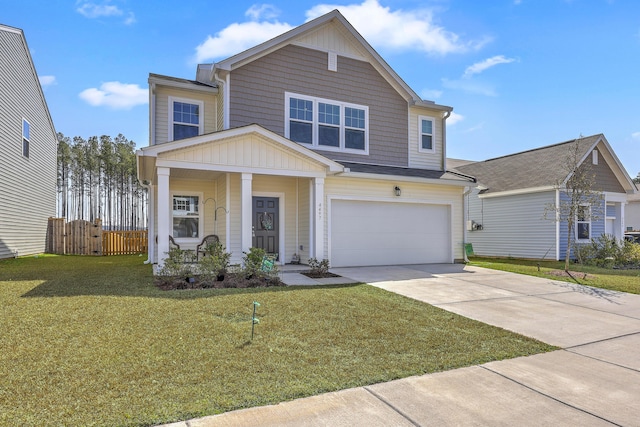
[56,133,147,230]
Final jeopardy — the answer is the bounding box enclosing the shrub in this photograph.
[308,257,330,275]
[156,247,197,284]
[617,240,640,266]
[198,242,231,283]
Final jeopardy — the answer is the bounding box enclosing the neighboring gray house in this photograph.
[0,24,57,259]
[451,134,637,260]
[137,10,474,268]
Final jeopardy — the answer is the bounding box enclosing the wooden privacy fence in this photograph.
[102,230,148,255]
[47,218,148,256]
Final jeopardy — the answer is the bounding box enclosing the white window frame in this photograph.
[418,115,435,153]
[171,192,203,242]
[284,92,369,154]
[575,204,591,241]
[168,96,204,141]
[22,118,30,158]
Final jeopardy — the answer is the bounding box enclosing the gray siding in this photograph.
[0,27,57,259]
[582,150,626,193]
[229,44,409,167]
[466,190,558,260]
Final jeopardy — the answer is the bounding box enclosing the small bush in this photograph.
[617,240,640,266]
[156,247,196,282]
[308,258,330,275]
[575,234,640,268]
[198,242,231,283]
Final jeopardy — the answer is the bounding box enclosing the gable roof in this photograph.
[452,134,636,195]
[205,10,451,111]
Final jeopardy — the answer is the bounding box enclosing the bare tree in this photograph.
[544,137,603,272]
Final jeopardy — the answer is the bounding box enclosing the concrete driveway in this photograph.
[162,264,640,427]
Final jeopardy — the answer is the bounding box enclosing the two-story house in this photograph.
[0,24,57,259]
[137,10,474,268]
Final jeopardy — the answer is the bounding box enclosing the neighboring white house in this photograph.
[451,134,637,260]
[627,193,640,231]
[137,10,474,268]
[0,24,57,259]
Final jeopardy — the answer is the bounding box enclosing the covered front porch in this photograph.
[136,125,344,267]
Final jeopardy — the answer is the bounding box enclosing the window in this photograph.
[285,92,368,153]
[169,97,203,141]
[418,116,434,152]
[576,205,590,240]
[22,119,30,158]
[172,194,200,239]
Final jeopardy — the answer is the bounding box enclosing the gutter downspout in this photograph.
[140,180,154,264]
[442,110,451,172]
[213,67,229,130]
[463,186,472,263]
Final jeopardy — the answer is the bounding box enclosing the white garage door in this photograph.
[330,200,451,267]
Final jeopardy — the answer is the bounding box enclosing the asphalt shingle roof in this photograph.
[339,162,475,182]
[451,134,602,194]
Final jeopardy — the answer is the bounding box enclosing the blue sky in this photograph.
[3,0,639,178]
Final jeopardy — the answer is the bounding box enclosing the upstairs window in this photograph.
[418,116,435,152]
[576,205,591,241]
[169,97,203,141]
[285,92,368,153]
[22,118,30,158]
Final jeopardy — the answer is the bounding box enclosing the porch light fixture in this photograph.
[394,186,401,197]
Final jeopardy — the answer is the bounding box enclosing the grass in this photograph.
[0,255,556,427]
[469,257,640,294]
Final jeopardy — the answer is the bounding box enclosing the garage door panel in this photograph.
[330,200,451,267]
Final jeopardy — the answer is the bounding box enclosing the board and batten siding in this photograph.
[229,44,409,167]
[153,85,217,145]
[0,26,56,259]
[324,176,465,261]
[466,190,558,260]
[408,107,444,170]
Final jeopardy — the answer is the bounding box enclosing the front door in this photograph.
[253,196,279,258]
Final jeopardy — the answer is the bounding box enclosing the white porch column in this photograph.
[147,184,155,263]
[157,167,170,267]
[313,177,325,260]
[241,173,253,255]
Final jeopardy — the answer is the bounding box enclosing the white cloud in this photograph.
[246,4,280,21]
[79,82,147,109]
[421,89,443,100]
[76,2,122,18]
[632,131,640,141]
[193,0,488,63]
[76,1,135,25]
[442,78,497,97]
[447,111,464,125]
[306,0,488,55]
[194,20,293,63]
[39,75,57,87]
[463,55,516,78]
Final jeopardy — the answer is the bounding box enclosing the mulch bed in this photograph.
[301,271,342,279]
[155,273,283,290]
[548,270,597,280]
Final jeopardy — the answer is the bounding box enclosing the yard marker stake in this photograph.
[251,301,260,340]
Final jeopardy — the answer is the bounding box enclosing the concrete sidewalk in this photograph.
[160,264,640,426]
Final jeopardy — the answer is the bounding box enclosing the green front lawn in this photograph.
[0,255,555,426]
[469,257,640,294]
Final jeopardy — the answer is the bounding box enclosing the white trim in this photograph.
[170,191,204,244]
[340,170,472,187]
[592,149,599,165]
[327,194,455,265]
[555,189,560,261]
[575,203,591,242]
[417,115,436,153]
[479,186,557,199]
[285,92,369,155]
[139,124,344,173]
[167,96,204,142]
[253,191,286,264]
